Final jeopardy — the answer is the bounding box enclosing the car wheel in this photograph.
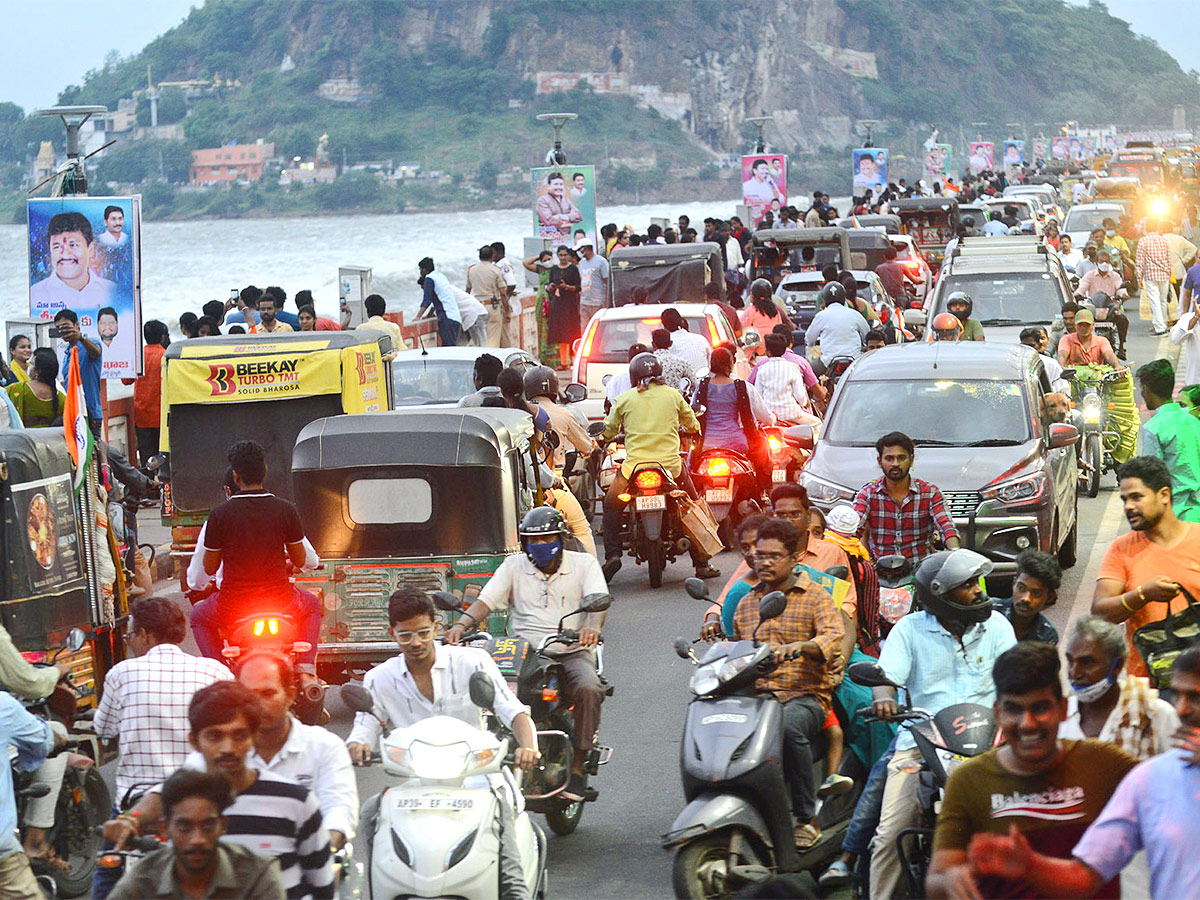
[1058,515,1078,568]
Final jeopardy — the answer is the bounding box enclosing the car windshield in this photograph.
[935,272,1063,325]
[589,315,711,363]
[986,200,1034,220]
[825,380,1031,446]
[393,360,477,405]
[1063,207,1121,234]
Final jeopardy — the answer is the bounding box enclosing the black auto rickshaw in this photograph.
[891,197,960,273]
[157,331,394,587]
[291,408,540,683]
[609,243,726,306]
[0,429,114,703]
[748,227,852,289]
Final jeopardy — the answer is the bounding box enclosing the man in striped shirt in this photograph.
[105,682,333,900]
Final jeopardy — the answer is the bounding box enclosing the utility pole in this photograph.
[32,105,108,197]
[536,113,578,165]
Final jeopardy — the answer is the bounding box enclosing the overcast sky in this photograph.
[0,1,1193,112]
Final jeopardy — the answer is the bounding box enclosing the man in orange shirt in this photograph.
[122,320,168,466]
[1056,308,1122,368]
[1093,456,1200,677]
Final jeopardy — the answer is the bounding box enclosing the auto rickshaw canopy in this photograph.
[608,242,726,306]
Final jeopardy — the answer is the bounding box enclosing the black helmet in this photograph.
[519,506,569,567]
[523,365,559,401]
[821,282,847,306]
[914,549,994,631]
[946,291,973,320]
[629,351,663,386]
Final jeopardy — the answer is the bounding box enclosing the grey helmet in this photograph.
[914,549,994,630]
[946,291,973,320]
[523,365,559,402]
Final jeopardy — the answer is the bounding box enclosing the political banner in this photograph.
[28,196,142,379]
[1002,141,1024,169]
[532,165,597,249]
[924,144,951,180]
[741,154,788,226]
[968,142,994,173]
[1032,137,1048,161]
[851,148,887,192]
[1102,133,1119,154]
[1051,137,1069,159]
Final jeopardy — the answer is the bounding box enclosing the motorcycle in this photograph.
[876,554,916,638]
[689,447,761,543]
[219,612,326,725]
[848,661,1000,898]
[439,591,616,837]
[1062,366,1132,498]
[340,673,548,900]
[663,581,861,899]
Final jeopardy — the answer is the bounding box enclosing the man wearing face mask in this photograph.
[1075,247,1124,300]
[868,549,1016,899]
[449,507,608,804]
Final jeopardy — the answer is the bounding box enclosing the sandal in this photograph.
[793,822,822,849]
[27,847,71,873]
[695,564,722,579]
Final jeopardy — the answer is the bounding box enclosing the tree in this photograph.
[476,159,499,191]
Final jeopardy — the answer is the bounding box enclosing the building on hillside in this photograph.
[279,159,337,186]
[191,141,277,185]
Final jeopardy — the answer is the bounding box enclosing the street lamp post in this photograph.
[745,116,774,153]
[32,105,109,197]
[536,112,577,165]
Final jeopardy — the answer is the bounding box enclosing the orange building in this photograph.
[190,142,276,185]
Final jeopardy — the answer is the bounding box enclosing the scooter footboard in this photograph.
[661,793,773,850]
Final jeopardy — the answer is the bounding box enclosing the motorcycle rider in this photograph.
[450,507,607,803]
[1056,307,1122,368]
[805,282,869,374]
[867,549,1016,899]
[930,311,964,341]
[730,518,845,849]
[0,691,60,897]
[349,587,538,900]
[522,365,594,474]
[599,351,719,581]
[945,291,985,341]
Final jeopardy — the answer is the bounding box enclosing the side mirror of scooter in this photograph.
[63,628,86,654]
[579,593,613,614]
[684,577,711,601]
[562,382,587,404]
[146,454,166,472]
[587,421,606,438]
[1060,368,1077,382]
[673,637,691,660]
[757,591,787,621]
[847,661,900,689]
[782,425,814,450]
[468,670,496,712]
[431,591,462,613]
[825,565,850,581]
[340,683,376,715]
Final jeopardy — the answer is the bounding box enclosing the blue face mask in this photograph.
[527,539,562,569]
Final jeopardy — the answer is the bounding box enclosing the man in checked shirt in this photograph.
[852,431,960,567]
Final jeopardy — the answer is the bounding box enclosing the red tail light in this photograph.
[767,435,784,455]
[707,317,721,346]
[635,470,663,490]
[577,321,598,382]
[702,457,732,478]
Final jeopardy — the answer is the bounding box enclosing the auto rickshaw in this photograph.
[0,429,118,705]
[291,407,541,684]
[156,331,394,586]
[608,242,725,306]
[748,227,852,290]
[891,197,960,273]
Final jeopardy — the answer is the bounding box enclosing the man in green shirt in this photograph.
[601,352,717,580]
[1137,359,1200,522]
[947,291,986,341]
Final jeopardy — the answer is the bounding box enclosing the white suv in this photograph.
[571,302,738,421]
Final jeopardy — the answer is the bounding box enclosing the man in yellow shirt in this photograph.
[600,353,717,580]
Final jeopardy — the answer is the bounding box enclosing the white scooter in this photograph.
[342,673,548,900]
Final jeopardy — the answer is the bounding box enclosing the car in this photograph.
[776,270,898,338]
[798,342,1079,576]
[924,237,1071,344]
[392,345,537,407]
[1061,202,1126,249]
[571,302,738,421]
[979,197,1043,235]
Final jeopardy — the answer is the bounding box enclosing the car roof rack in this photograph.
[949,236,1047,261]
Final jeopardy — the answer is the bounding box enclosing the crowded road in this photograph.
[296,327,1178,898]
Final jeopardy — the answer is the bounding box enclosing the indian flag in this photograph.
[63,346,93,493]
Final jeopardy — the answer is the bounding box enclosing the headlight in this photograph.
[1081,393,1102,423]
[801,472,854,503]
[981,473,1046,505]
[406,740,470,780]
[690,663,720,696]
[718,655,753,683]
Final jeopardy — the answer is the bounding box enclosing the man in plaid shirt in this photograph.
[732,518,844,849]
[852,431,960,565]
[1136,219,1173,335]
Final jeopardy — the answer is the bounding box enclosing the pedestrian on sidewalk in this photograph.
[547,245,581,368]
[1136,220,1172,335]
[1136,359,1200,523]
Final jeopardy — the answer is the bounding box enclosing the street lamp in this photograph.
[745,116,774,153]
[971,121,988,141]
[856,119,881,148]
[536,113,577,165]
[32,105,109,196]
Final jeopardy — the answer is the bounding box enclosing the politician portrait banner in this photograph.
[741,154,788,226]
[852,148,887,192]
[1051,137,1069,160]
[968,142,994,174]
[532,165,597,249]
[28,196,142,379]
[924,144,951,181]
[1002,141,1024,169]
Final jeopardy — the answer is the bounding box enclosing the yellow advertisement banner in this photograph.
[340,345,387,413]
[179,339,332,358]
[167,351,343,404]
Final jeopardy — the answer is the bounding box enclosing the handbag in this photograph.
[1132,586,1200,689]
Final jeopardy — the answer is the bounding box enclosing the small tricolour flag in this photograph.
[63,346,93,493]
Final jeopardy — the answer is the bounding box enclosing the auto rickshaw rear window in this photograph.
[347,478,432,525]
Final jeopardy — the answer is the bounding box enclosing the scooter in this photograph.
[848,661,1000,898]
[663,582,861,899]
[340,674,548,900]
[876,554,916,637]
[689,446,761,541]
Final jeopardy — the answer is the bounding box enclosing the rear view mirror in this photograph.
[848,661,898,688]
[673,637,691,659]
[1060,368,1077,381]
[684,577,711,601]
[431,591,461,612]
[579,593,613,614]
[468,671,496,711]
[825,565,849,580]
[903,309,927,328]
[63,628,85,653]
[758,591,788,621]
[1049,422,1080,448]
[563,382,587,404]
[783,425,814,450]
[587,421,606,438]
[340,683,375,715]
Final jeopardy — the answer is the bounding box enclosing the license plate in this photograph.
[705,488,733,504]
[394,796,474,812]
[772,468,787,483]
[635,494,666,510]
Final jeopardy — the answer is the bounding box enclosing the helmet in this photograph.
[519,506,568,568]
[523,366,559,401]
[629,351,663,385]
[931,312,963,341]
[914,549,994,630]
[821,282,847,306]
[945,291,973,319]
